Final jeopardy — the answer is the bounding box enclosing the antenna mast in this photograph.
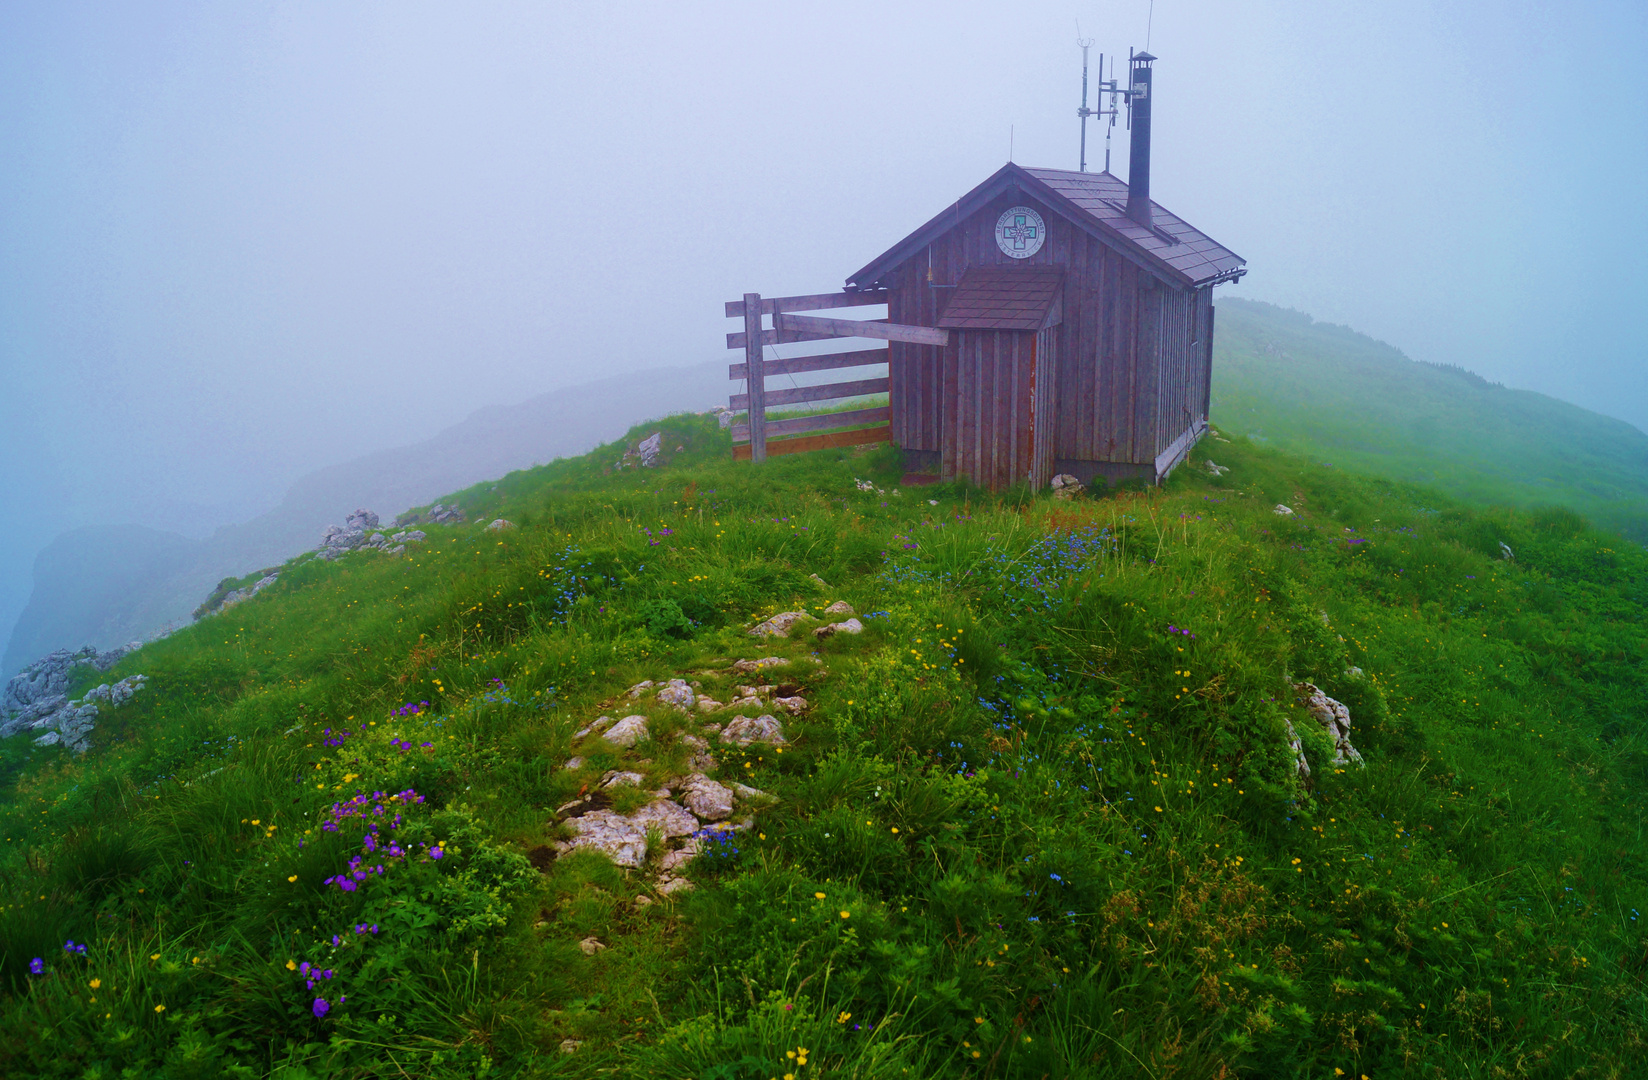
[1076,35,1095,172]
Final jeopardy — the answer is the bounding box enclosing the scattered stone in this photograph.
[601,715,651,748]
[731,657,788,674]
[573,715,617,739]
[1499,541,1515,561]
[736,685,776,698]
[657,876,694,896]
[560,1039,584,1054]
[1204,460,1230,476]
[577,937,606,956]
[626,680,656,698]
[486,519,515,532]
[731,782,771,801]
[679,774,735,821]
[772,696,807,714]
[695,697,724,712]
[1273,504,1295,516]
[634,895,654,908]
[824,600,855,616]
[749,611,814,639]
[656,679,696,710]
[809,573,831,589]
[721,714,787,746]
[813,618,864,640]
[699,723,723,737]
[1050,474,1084,500]
[1293,682,1364,772]
[601,771,646,789]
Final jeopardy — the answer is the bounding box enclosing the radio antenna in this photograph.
[1076,33,1095,172]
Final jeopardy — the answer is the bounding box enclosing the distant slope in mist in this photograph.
[2,360,728,674]
[1212,298,1648,543]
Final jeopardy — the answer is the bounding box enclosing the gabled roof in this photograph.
[846,162,1246,290]
[937,268,1063,331]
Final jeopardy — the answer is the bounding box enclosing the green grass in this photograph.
[2,411,1647,1077]
[1214,297,1648,543]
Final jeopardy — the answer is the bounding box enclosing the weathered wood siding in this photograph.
[884,187,1208,483]
[941,330,1035,489]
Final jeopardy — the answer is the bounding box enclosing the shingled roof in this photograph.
[936,268,1064,331]
[846,163,1246,291]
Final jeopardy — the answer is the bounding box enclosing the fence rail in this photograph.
[726,290,949,462]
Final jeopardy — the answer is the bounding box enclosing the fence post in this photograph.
[743,292,767,463]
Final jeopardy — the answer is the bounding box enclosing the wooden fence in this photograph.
[725,290,949,462]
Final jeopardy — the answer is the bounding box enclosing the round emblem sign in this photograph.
[995,206,1046,259]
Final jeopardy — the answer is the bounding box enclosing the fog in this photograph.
[2,0,1645,654]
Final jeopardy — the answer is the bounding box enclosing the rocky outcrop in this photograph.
[315,510,428,560]
[396,503,465,527]
[1,645,148,753]
[1287,682,1364,783]
[618,432,664,469]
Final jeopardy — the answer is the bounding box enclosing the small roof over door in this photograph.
[936,268,1064,331]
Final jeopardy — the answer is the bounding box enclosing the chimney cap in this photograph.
[1132,51,1158,63]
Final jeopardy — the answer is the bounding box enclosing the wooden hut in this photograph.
[727,53,1246,489]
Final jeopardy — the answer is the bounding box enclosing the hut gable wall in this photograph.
[882,185,1210,479]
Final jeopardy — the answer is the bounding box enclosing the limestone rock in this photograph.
[626,680,656,699]
[661,838,699,871]
[809,573,831,589]
[563,756,586,770]
[731,782,771,802]
[772,696,807,714]
[750,611,813,639]
[814,618,864,640]
[695,697,723,712]
[721,714,787,746]
[574,715,617,739]
[486,519,515,532]
[1273,504,1295,516]
[578,937,606,955]
[732,657,788,674]
[679,774,735,821]
[824,600,855,616]
[556,799,697,867]
[601,715,651,748]
[1204,460,1230,476]
[1051,474,1084,500]
[657,876,694,896]
[1293,682,1364,769]
[2,651,149,753]
[601,771,646,789]
[1499,541,1515,561]
[656,679,696,710]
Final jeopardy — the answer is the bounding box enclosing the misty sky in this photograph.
[2,1,1646,652]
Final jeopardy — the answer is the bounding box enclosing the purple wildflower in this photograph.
[312,998,330,1018]
[28,958,43,974]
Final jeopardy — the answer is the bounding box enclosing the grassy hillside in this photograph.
[1213,298,1648,544]
[3,416,1648,1078]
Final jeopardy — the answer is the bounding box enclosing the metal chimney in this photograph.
[1126,51,1156,226]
